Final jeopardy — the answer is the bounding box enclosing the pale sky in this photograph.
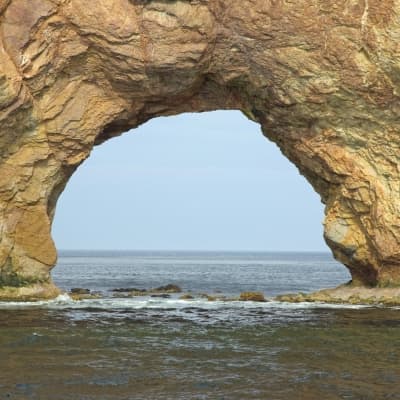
[52,110,329,251]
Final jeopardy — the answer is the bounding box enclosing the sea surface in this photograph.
[1,251,400,400]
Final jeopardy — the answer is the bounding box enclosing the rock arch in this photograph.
[0,0,399,299]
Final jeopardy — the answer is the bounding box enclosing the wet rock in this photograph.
[112,286,180,297]
[179,294,194,300]
[150,294,171,299]
[239,292,266,302]
[201,294,231,302]
[70,288,90,295]
[275,293,307,303]
[68,288,104,300]
[274,285,400,306]
[112,288,145,293]
[0,283,61,302]
[153,284,182,293]
[112,292,130,298]
[127,290,149,297]
[69,291,103,301]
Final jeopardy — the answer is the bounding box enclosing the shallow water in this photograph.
[1,252,400,399]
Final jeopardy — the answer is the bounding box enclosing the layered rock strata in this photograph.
[0,0,399,299]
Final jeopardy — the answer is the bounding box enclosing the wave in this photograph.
[0,294,376,310]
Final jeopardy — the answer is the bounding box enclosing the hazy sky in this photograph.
[52,110,328,251]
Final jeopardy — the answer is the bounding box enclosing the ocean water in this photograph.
[1,251,400,399]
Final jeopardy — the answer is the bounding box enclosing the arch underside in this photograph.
[0,0,399,299]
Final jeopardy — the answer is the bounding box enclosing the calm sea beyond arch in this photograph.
[0,0,399,299]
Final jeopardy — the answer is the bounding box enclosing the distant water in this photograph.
[53,250,350,297]
[1,251,400,399]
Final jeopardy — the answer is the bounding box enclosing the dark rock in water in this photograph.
[68,288,105,300]
[112,288,145,293]
[70,288,90,295]
[150,294,171,298]
[113,284,182,297]
[239,292,266,302]
[153,284,182,293]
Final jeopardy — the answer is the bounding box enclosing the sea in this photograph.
[1,251,400,400]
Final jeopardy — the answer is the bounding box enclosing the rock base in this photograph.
[275,284,400,306]
[0,282,61,302]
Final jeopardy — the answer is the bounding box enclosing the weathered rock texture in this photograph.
[0,0,399,299]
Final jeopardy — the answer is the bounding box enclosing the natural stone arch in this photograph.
[0,0,399,299]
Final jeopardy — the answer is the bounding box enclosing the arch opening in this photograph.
[52,111,328,253]
[51,110,352,299]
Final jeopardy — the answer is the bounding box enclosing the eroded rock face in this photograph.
[0,0,399,298]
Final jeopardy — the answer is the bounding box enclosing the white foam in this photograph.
[0,295,373,310]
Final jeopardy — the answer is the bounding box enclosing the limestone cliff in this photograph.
[0,0,399,299]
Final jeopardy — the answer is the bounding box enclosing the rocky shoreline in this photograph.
[67,283,400,306]
[68,285,268,303]
[2,282,400,306]
[275,284,400,306]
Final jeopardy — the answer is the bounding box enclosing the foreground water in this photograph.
[1,251,400,399]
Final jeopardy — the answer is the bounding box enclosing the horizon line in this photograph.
[57,248,331,253]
